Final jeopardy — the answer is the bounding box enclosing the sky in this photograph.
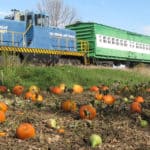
[0,0,150,35]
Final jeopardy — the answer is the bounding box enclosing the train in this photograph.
[66,22,150,66]
[1,10,150,66]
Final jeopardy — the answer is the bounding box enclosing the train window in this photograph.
[44,16,49,26]
[143,44,145,50]
[20,15,25,21]
[108,37,111,44]
[124,41,127,47]
[103,36,107,43]
[116,39,119,45]
[136,43,139,49]
[141,44,144,49]
[120,40,123,46]
[27,15,33,25]
[130,41,134,48]
[99,35,102,42]
[99,35,102,39]
[38,18,42,25]
[35,14,42,26]
[139,44,142,49]
[35,14,49,26]
[112,38,115,44]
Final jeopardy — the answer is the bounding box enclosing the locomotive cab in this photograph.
[1,9,77,65]
[24,12,49,27]
[5,9,49,27]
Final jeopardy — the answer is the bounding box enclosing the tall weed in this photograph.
[0,52,26,87]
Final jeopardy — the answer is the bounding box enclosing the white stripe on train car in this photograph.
[96,34,150,54]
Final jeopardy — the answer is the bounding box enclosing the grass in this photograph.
[0,65,150,90]
[0,52,149,89]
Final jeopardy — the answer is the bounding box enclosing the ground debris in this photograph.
[0,90,149,150]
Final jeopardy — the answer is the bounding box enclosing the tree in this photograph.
[37,0,78,27]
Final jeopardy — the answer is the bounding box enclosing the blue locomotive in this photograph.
[0,10,82,64]
[0,10,76,51]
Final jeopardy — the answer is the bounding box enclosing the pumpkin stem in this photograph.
[84,109,90,117]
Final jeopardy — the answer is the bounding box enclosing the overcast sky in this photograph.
[1,0,150,35]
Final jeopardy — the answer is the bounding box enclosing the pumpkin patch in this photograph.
[0,81,149,149]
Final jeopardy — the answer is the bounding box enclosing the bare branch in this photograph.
[37,0,78,27]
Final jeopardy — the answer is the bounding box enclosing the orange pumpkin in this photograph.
[13,85,24,96]
[72,84,83,94]
[95,93,103,101]
[50,86,63,95]
[130,102,142,113]
[90,86,99,92]
[79,105,96,120]
[103,95,115,105]
[134,96,144,103]
[0,111,6,123]
[16,123,35,140]
[61,100,77,112]
[0,102,8,113]
[24,92,36,101]
[0,86,7,93]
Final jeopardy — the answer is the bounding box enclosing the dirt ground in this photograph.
[0,88,150,150]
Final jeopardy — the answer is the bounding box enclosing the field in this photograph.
[0,65,150,150]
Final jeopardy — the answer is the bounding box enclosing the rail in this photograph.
[79,40,89,52]
[0,24,33,47]
[23,24,32,47]
[0,30,23,46]
[78,40,90,64]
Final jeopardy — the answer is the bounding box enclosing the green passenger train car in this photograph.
[66,22,150,65]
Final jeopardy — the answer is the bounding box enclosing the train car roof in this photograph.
[67,21,150,38]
